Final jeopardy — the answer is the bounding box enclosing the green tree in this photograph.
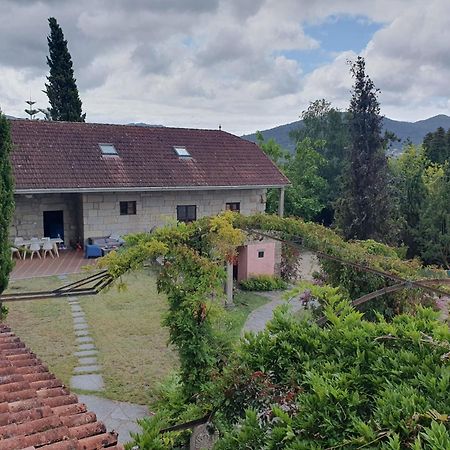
[284,138,328,221]
[256,131,288,214]
[291,99,349,224]
[256,131,328,220]
[0,112,15,317]
[335,57,393,242]
[423,127,450,165]
[418,164,450,268]
[255,131,287,165]
[390,145,427,257]
[44,17,85,122]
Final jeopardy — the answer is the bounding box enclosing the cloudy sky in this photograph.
[0,0,449,135]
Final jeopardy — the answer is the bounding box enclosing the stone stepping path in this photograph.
[68,297,105,392]
[67,296,151,444]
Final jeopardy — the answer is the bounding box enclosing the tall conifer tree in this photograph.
[0,112,15,301]
[335,57,392,241]
[44,17,85,122]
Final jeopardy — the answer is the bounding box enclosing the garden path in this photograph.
[66,294,149,444]
[243,251,319,333]
[243,290,303,333]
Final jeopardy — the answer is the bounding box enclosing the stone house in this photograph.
[9,120,288,277]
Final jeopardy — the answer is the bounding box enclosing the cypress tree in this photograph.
[427,127,446,163]
[44,17,85,122]
[423,127,450,165]
[335,57,393,241]
[0,112,15,308]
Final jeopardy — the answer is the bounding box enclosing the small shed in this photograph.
[237,241,276,282]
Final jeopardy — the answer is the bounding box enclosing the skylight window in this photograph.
[99,144,118,155]
[173,146,190,157]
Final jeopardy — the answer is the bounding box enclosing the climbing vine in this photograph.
[235,214,448,317]
[101,213,244,397]
[100,212,449,448]
[102,213,447,395]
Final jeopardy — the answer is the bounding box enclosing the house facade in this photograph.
[9,120,288,248]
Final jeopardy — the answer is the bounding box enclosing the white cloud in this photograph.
[0,0,449,134]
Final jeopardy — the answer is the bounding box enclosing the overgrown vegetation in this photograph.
[0,111,15,319]
[102,213,246,397]
[256,57,449,269]
[128,284,450,449]
[213,287,450,449]
[97,211,448,448]
[240,274,287,291]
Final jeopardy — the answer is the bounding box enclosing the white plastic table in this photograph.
[20,238,63,258]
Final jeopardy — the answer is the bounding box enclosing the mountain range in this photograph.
[242,114,450,153]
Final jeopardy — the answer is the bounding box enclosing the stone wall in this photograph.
[12,193,82,244]
[82,189,266,239]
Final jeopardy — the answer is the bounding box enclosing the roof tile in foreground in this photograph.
[0,324,123,450]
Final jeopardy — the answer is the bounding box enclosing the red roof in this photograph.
[0,325,123,450]
[10,120,289,192]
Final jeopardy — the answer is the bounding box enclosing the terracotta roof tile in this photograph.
[0,325,123,450]
[10,120,289,191]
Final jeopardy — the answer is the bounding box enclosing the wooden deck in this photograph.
[10,250,98,280]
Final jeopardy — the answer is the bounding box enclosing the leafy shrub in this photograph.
[236,214,448,318]
[127,287,450,448]
[126,374,205,449]
[280,242,301,281]
[213,285,450,449]
[240,274,287,291]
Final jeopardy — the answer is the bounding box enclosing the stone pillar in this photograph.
[278,187,285,217]
[225,261,234,307]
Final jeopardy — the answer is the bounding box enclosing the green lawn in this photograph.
[78,269,178,404]
[4,270,270,405]
[5,275,80,386]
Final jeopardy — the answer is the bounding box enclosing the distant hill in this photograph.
[242,114,450,153]
[127,122,165,128]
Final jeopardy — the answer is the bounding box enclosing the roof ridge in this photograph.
[10,118,226,133]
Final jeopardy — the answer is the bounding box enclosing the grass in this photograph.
[5,275,80,386]
[78,268,178,405]
[5,270,177,404]
[226,290,272,340]
[4,270,271,405]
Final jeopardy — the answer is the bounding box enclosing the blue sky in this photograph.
[299,16,383,72]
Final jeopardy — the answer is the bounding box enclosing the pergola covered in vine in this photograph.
[96,212,449,396]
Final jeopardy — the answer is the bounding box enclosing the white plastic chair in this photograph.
[14,237,24,246]
[11,247,21,260]
[42,240,54,259]
[14,237,27,258]
[29,241,41,260]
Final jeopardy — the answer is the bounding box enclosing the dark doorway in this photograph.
[233,263,238,280]
[43,210,64,239]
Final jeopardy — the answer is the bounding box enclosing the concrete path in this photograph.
[243,252,320,334]
[243,290,303,334]
[66,294,150,444]
[78,394,149,444]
